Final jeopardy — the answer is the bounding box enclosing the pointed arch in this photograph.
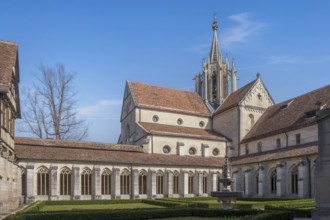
[139,169,147,195]
[173,170,179,194]
[289,165,299,195]
[202,172,208,194]
[37,166,49,195]
[101,168,111,195]
[120,169,130,195]
[60,167,71,195]
[188,171,194,194]
[156,170,164,195]
[269,168,277,194]
[81,167,92,195]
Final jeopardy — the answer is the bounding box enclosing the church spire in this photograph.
[210,16,222,63]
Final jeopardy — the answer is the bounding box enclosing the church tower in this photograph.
[194,17,237,111]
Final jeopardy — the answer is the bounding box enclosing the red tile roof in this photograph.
[139,122,228,141]
[128,81,210,116]
[214,80,257,115]
[15,137,223,167]
[242,85,330,143]
[231,142,318,166]
[0,40,18,89]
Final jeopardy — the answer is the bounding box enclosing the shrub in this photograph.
[44,199,142,206]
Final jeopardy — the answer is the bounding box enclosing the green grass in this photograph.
[40,203,164,212]
[150,217,241,220]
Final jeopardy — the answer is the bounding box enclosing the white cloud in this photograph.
[221,13,265,49]
[79,99,122,119]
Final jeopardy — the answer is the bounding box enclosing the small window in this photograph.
[245,144,249,155]
[257,93,262,100]
[152,115,159,122]
[212,148,219,156]
[199,121,205,128]
[177,118,183,125]
[189,147,196,155]
[257,142,262,153]
[163,145,171,154]
[276,139,281,148]
[296,134,301,145]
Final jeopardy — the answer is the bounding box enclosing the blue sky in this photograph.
[2,0,330,143]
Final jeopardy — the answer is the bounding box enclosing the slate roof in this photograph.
[214,80,257,115]
[242,85,330,143]
[230,142,318,166]
[139,122,229,141]
[15,137,223,167]
[128,81,210,116]
[0,40,18,90]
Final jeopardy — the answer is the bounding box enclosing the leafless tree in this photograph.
[20,63,88,140]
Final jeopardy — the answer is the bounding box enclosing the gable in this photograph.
[120,81,136,121]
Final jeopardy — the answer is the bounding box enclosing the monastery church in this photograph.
[0,18,329,213]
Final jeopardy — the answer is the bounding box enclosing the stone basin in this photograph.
[211,191,243,198]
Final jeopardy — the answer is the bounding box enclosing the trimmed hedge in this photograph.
[141,199,184,207]
[44,199,142,206]
[242,211,295,220]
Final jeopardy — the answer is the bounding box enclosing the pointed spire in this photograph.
[210,15,222,63]
[231,58,237,92]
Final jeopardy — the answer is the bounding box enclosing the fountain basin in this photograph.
[211,191,243,198]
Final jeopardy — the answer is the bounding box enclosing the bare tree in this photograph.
[20,63,88,140]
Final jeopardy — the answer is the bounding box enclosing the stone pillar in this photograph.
[209,172,218,193]
[176,142,185,156]
[72,166,80,200]
[179,171,188,197]
[298,159,310,198]
[202,144,209,157]
[164,171,172,197]
[50,166,58,200]
[132,169,139,199]
[258,166,267,197]
[232,170,242,192]
[112,168,121,199]
[92,166,101,199]
[313,109,330,220]
[244,170,253,196]
[148,170,156,199]
[276,163,287,197]
[195,172,203,196]
[26,165,35,204]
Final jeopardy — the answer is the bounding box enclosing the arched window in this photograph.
[101,169,111,195]
[270,169,277,194]
[248,114,255,129]
[60,167,71,195]
[156,171,164,195]
[202,172,208,194]
[173,171,179,194]
[255,172,259,195]
[120,169,130,195]
[37,166,49,195]
[291,166,298,194]
[139,170,147,195]
[81,168,92,195]
[188,171,194,194]
[212,73,217,100]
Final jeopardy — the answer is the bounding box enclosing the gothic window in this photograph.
[163,145,171,154]
[173,171,179,194]
[248,114,255,129]
[296,134,301,145]
[101,169,111,195]
[188,171,194,194]
[270,169,277,194]
[212,73,217,101]
[37,166,49,195]
[257,142,262,153]
[120,169,130,195]
[81,168,92,195]
[276,138,281,148]
[291,166,298,194]
[212,148,219,156]
[202,172,208,194]
[189,147,196,155]
[255,172,259,195]
[139,170,147,195]
[156,171,164,195]
[60,167,71,195]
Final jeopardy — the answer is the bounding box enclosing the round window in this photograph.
[163,145,171,154]
[152,115,159,122]
[212,148,220,156]
[199,121,205,127]
[177,118,183,125]
[189,147,196,155]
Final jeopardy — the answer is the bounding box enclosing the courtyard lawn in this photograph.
[40,202,165,212]
[150,217,242,220]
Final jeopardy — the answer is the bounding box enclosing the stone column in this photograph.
[26,164,35,204]
[176,142,185,156]
[258,166,267,197]
[112,168,121,199]
[232,170,242,192]
[132,169,139,199]
[50,165,58,200]
[72,166,80,200]
[165,171,173,197]
[298,159,310,198]
[148,170,156,199]
[313,108,330,220]
[92,166,101,199]
[244,170,253,196]
[202,144,209,157]
[195,172,203,196]
[179,171,188,197]
[276,163,287,197]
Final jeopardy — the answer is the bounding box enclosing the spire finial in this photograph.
[212,12,218,31]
